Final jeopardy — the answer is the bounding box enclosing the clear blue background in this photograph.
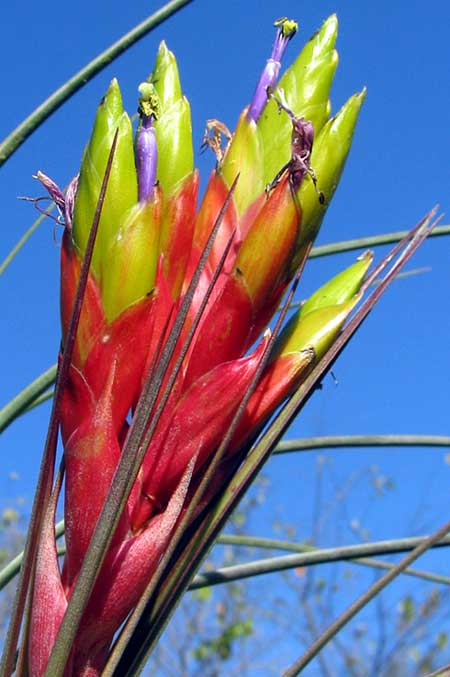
[1,0,450,673]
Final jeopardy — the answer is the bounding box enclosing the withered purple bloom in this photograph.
[34,171,66,219]
[64,175,79,228]
[34,171,78,229]
[266,88,321,197]
[289,116,314,187]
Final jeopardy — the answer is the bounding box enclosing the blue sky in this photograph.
[1,0,450,672]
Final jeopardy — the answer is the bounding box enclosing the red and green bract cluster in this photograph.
[30,16,367,675]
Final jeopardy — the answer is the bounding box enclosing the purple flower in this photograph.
[247,17,297,123]
[136,83,160,202]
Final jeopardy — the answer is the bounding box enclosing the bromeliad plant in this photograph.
[2,15,437,676]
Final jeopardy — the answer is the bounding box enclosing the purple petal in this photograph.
[248,18,298,123]
[136,116,157,202]
[35,171,66,214]
[247,59,280,124]
[64,174,79,230]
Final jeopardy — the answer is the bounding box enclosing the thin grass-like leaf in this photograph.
[360,215,429,291]
[21,390,54,415]
[106,241,313,676]
[15,459,65,675]
[43,175,240,676]
[0,0,192,166]
[283,517,450,676]
[0,131,118,676]
[122,209,438,669]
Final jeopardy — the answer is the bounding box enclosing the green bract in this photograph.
[278,297,359,359]
[72,79,138,278]
[221,114,263,215]
[301,251,372,316]
[152,41,193,196]
[101,198,160,321]
[292,89,366,270]
[274,252,370,359]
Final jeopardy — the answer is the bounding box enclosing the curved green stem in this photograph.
[191,534,450,591]
[215,534,450,587]
[0,0,193,166]
[1,127,120,677]
[283,519,450,676]
[274,435,450,454]
[309,224,450,259]
[22,390,54,415]
[3,525,449,597]
[0,365,57,433]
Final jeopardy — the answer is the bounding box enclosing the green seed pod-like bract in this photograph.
[152,41,194,197]
[100,193,162,322]
[272,252,370,361]
[291,88,366,270]
[300,251,373,317]
[72,79,138,279]
[220,112,264,215]
[276,296,359,362]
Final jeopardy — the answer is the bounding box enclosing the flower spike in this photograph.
[25,17,378,676]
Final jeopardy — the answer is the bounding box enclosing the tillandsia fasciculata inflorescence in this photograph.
[27,15,374,675]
